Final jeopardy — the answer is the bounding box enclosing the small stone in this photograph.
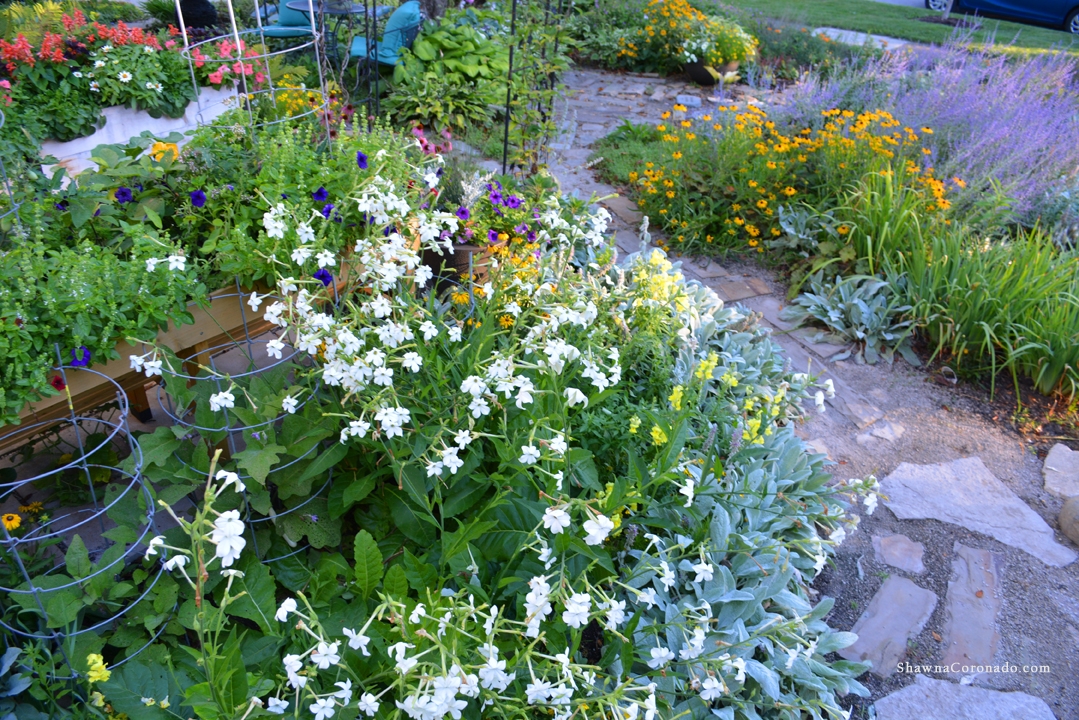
[872,534,926,574]
[875,674,1055,720]
[941,543,1002,674]
[870,420,905,442]
[623,83,647,96]
[714,279,767,302]
[695,261,729,280]
[804,438,831,460]
[1043,443,1079,498]
[839,576,937,677]
[882,457,1077,567]
[674,94,702,107]
[832,397,885,429]
[600,196,643,226]
[650,87,667,102]
[1060,496,1079,546]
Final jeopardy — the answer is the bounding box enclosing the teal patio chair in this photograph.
[349,0,422,86]
[260,3,313,38]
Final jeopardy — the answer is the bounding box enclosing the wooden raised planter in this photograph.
[2,284,276,454]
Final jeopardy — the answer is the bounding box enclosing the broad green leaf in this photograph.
[383,564,409,599]
[403,549,438,592]
[353,530,383,599]
[223,556,279,635]
[234,443,286,486]
[65,535,91,579]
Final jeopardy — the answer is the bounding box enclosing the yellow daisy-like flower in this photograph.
[18,502,43,515]
[650,425,668,446]
[499,314,514,328]
[837,225,850,235]
[1,513,20,531]
[451,290,470,305]
[672,152,682,160]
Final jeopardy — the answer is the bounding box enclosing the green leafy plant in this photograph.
[781,272,918,365]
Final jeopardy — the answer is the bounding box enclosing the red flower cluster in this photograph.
[0,36,34,73]
[1,14,166,74]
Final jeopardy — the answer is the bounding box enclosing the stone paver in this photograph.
[872,534,925,574]
[1042,443,1079,498]
[882,457,1077,567]
[814,27,910,50]
[804,438,831,460]
[714,278,769,302]
[858,419,906,444]
[941,543,1002,674]
[874,675,1056,720]
[1060,497,1079,546]
[839,576,938,677]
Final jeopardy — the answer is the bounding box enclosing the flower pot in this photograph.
[684,60,739,86]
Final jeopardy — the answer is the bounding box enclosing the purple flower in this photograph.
[505,195,522,209]
[314,268,333,286]
[71,346,91,367]
[489,191,503,205]
[465,228,474,239]
[487,229,499,243]
[320,203,335,219]
[227,184,235,191]
[190,190,207,208]
[54,201,68,211]
[115,187,133,204]
[456,206,470,221]
[514,223,528,234]
[356,151,368,169]
[281,193,289,200]
[527,230,537,242]
[312,186,328,202]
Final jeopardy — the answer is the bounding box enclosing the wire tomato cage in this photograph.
[0,356,173,686]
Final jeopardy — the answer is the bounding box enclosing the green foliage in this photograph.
[386,11,508,132]
[781,273,918,365]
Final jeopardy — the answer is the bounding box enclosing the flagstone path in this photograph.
[547,67,1079,720]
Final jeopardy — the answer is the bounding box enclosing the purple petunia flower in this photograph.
[190,190,207,208]
[514,223,528,234]
[489,191,503,205]
[115,187,133,204]
[281,193,289,200]
[357,151,368,169]
[55,201,68,211]
[312,186,328,202]
[71,346,91,367]
[505,195,522,209]
[487,229,499,243]
[527,230,537,242]
[320,203,335,219]
[314,268,333,286]
[456,206,470,221]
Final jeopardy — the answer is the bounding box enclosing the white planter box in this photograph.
[42,85,239,179]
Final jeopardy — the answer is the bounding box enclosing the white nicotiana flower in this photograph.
[163,555,188,572]
[561,592,591,628]
[401,352,422,372]
[210,510,246,567]
[548,434,567,455]
[310,698,335,720]
[145,257,162,272]
[519,444,541,465]
[691,559,714,584]
[564,387,588,407]
[215,469,245,493]
[815,390,826,413]
[831,525,847,545]
[266,338,286,360]
[343,627,371,655]
[209,390,235,412]
[448,326,462,342]
[297,222,315,244]
[419,320,439,340]
[659,561,676,591]
[605,599,626,630]
[167,254,186,272]
[543,507,571,534]
[316,250,336,268]
[864,492,879,515]
[648,645,675,669]
[281,394,298,414]
[291,246,313,265]
[638,587,658,608]
[699,676,725,701]
[409,603,426,624]
[680,477,695,507]
[441,447,464,474]
[310,641,341,669]
[469,396,490,418]
[454,429,472,447]
[144,535,165,560]
[267,697,288,714]
[358,693,379,716]
[275,597,297,622]
[582,514,614,546]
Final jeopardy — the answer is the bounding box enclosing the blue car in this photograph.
[925,0,1079,34]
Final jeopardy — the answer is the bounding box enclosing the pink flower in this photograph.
[255,72,265,84]
[165,40,176,49]
[208,70,223,84]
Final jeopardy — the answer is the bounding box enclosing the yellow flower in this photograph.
[150,141,179,162]
[672,152,682,160]
[451,290,470,305]
[837,225,850,235]
[720,371,739,387]
[18,502,42,515]
[499,315,514,328]
[90,692,105,707]
[87,654,111,684]
[748,180,758,188]
[756,199,768,209]
[629,415,641,434]
[782,186,797,196]
[695,351,718,380]
[650,425,668,446]
[2,513,20,531]
[669,385,684,411]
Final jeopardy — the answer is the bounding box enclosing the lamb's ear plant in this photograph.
[781,272,918,366]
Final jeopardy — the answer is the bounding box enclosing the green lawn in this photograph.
[716,0,1079,54]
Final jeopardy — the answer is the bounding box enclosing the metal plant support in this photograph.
[0,355,167,690]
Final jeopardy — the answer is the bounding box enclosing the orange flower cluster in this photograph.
[632,103,956,253]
